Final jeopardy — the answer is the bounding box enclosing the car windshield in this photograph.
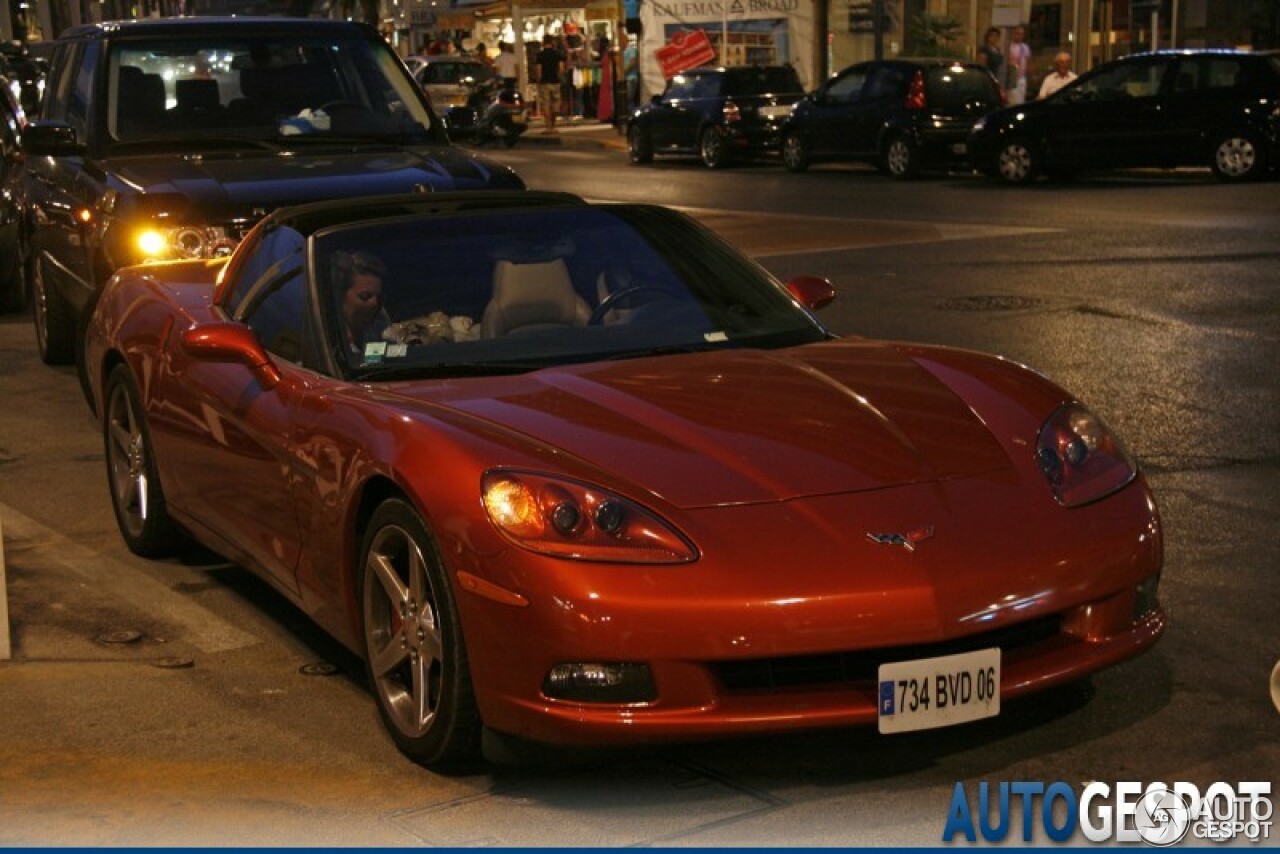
[106,33,434,146]
[315,205,827,379]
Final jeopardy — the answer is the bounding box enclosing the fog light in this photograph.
[1134,575,1159,621]
[543,662,656,703]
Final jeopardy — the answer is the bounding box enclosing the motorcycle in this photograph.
[443,77,528,148]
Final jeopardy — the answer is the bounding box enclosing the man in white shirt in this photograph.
[1038,51,1078,99]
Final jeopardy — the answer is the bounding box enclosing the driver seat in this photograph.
[482,259,591,337]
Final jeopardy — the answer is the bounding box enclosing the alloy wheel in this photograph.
[1214,136,1257,180]
[364,523,444,740]
[105,380,152,541]
[997,142,1036,184]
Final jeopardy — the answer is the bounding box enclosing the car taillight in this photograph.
[905,70,927,110]
[723,99,741,123]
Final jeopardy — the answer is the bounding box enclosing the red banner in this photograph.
[656,29,718,78]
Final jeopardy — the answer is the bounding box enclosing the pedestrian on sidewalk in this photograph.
[535,35,564,134]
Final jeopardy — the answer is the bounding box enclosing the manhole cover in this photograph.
[97,629,144,645]
[937,295,1045,312]
[299,662,340,677]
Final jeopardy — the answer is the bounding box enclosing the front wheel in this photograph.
[1211,132,1264,182]
[103,365,184,557]
[781,132,810,173]
[361,498,482,773]
[699,126,731,169]
[994,138,1040,185]
[31,254,77,365]
[883,136,919,179]
[627,124,653,164]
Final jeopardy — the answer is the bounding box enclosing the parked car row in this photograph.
[627,49,1280,184]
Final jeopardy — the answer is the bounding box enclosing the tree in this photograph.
[909,12,964,58]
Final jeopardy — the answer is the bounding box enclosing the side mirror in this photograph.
[786,275,836,311]
[22,122,86,156]
[180,322,282,390]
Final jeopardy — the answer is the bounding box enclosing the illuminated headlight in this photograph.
[544,662,656,703]
[1036,402,1137,507]
[972,116,987,132]
[134,225,239,262]
[481,469,697,563]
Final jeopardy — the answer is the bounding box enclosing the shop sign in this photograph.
[656,28,718,77]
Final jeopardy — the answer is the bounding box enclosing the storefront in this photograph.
[636,0,818,97]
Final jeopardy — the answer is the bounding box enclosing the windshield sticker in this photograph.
[385,343,408,359]
[363,341,388,363]
[704,331,729,342]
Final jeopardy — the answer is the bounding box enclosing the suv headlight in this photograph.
[134,225,240,262]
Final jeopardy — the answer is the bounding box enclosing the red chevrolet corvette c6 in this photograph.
[84,191,1165,771]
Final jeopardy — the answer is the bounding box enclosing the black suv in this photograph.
[780,59,1003,178]
[968,49,1280,184]
[22,17,524,365]
[626,65,805,168]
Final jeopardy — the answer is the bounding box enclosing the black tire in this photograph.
[1211,132,1265,182]
[781,132,809,173]
[993,138,1040,185]
[103,364,184,557]
[699,126,731,169]
[627,124,653,164]
[360,498,482,773]
[31,255,77,365]
[883,135,920,179]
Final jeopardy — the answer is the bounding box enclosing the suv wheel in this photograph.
[1211,132,1263,182]
[699,127,730,169]
[782,132,809,173]
[628,125,653,164]
[31,255,76,365]
[884,136,919,180]
[995,138,1040,185]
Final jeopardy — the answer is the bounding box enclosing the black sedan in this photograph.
[969,49,1280,184]
[781,59,1002,178]
[627,65,805,169]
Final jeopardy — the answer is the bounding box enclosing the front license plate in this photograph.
[951,142,968,154]
[511,112,527,124]
[877,647,1000,734]
[758,104,792,119]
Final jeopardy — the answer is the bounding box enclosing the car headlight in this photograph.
[482,469,697,563]
[1036,402,1137,507]
[972,116,986,131]
[134,225,240,262]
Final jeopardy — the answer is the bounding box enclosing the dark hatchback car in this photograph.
[780,59,1003,178]
[1,72,26,312]
[969,49,1280,184]
[22,17,524,365]
[627,65,805,168]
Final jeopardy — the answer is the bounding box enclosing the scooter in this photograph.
[444,78,528,148]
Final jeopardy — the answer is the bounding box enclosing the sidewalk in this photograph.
[518,115,628,150]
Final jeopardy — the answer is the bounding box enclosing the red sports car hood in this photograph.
[401,341,1016,509]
